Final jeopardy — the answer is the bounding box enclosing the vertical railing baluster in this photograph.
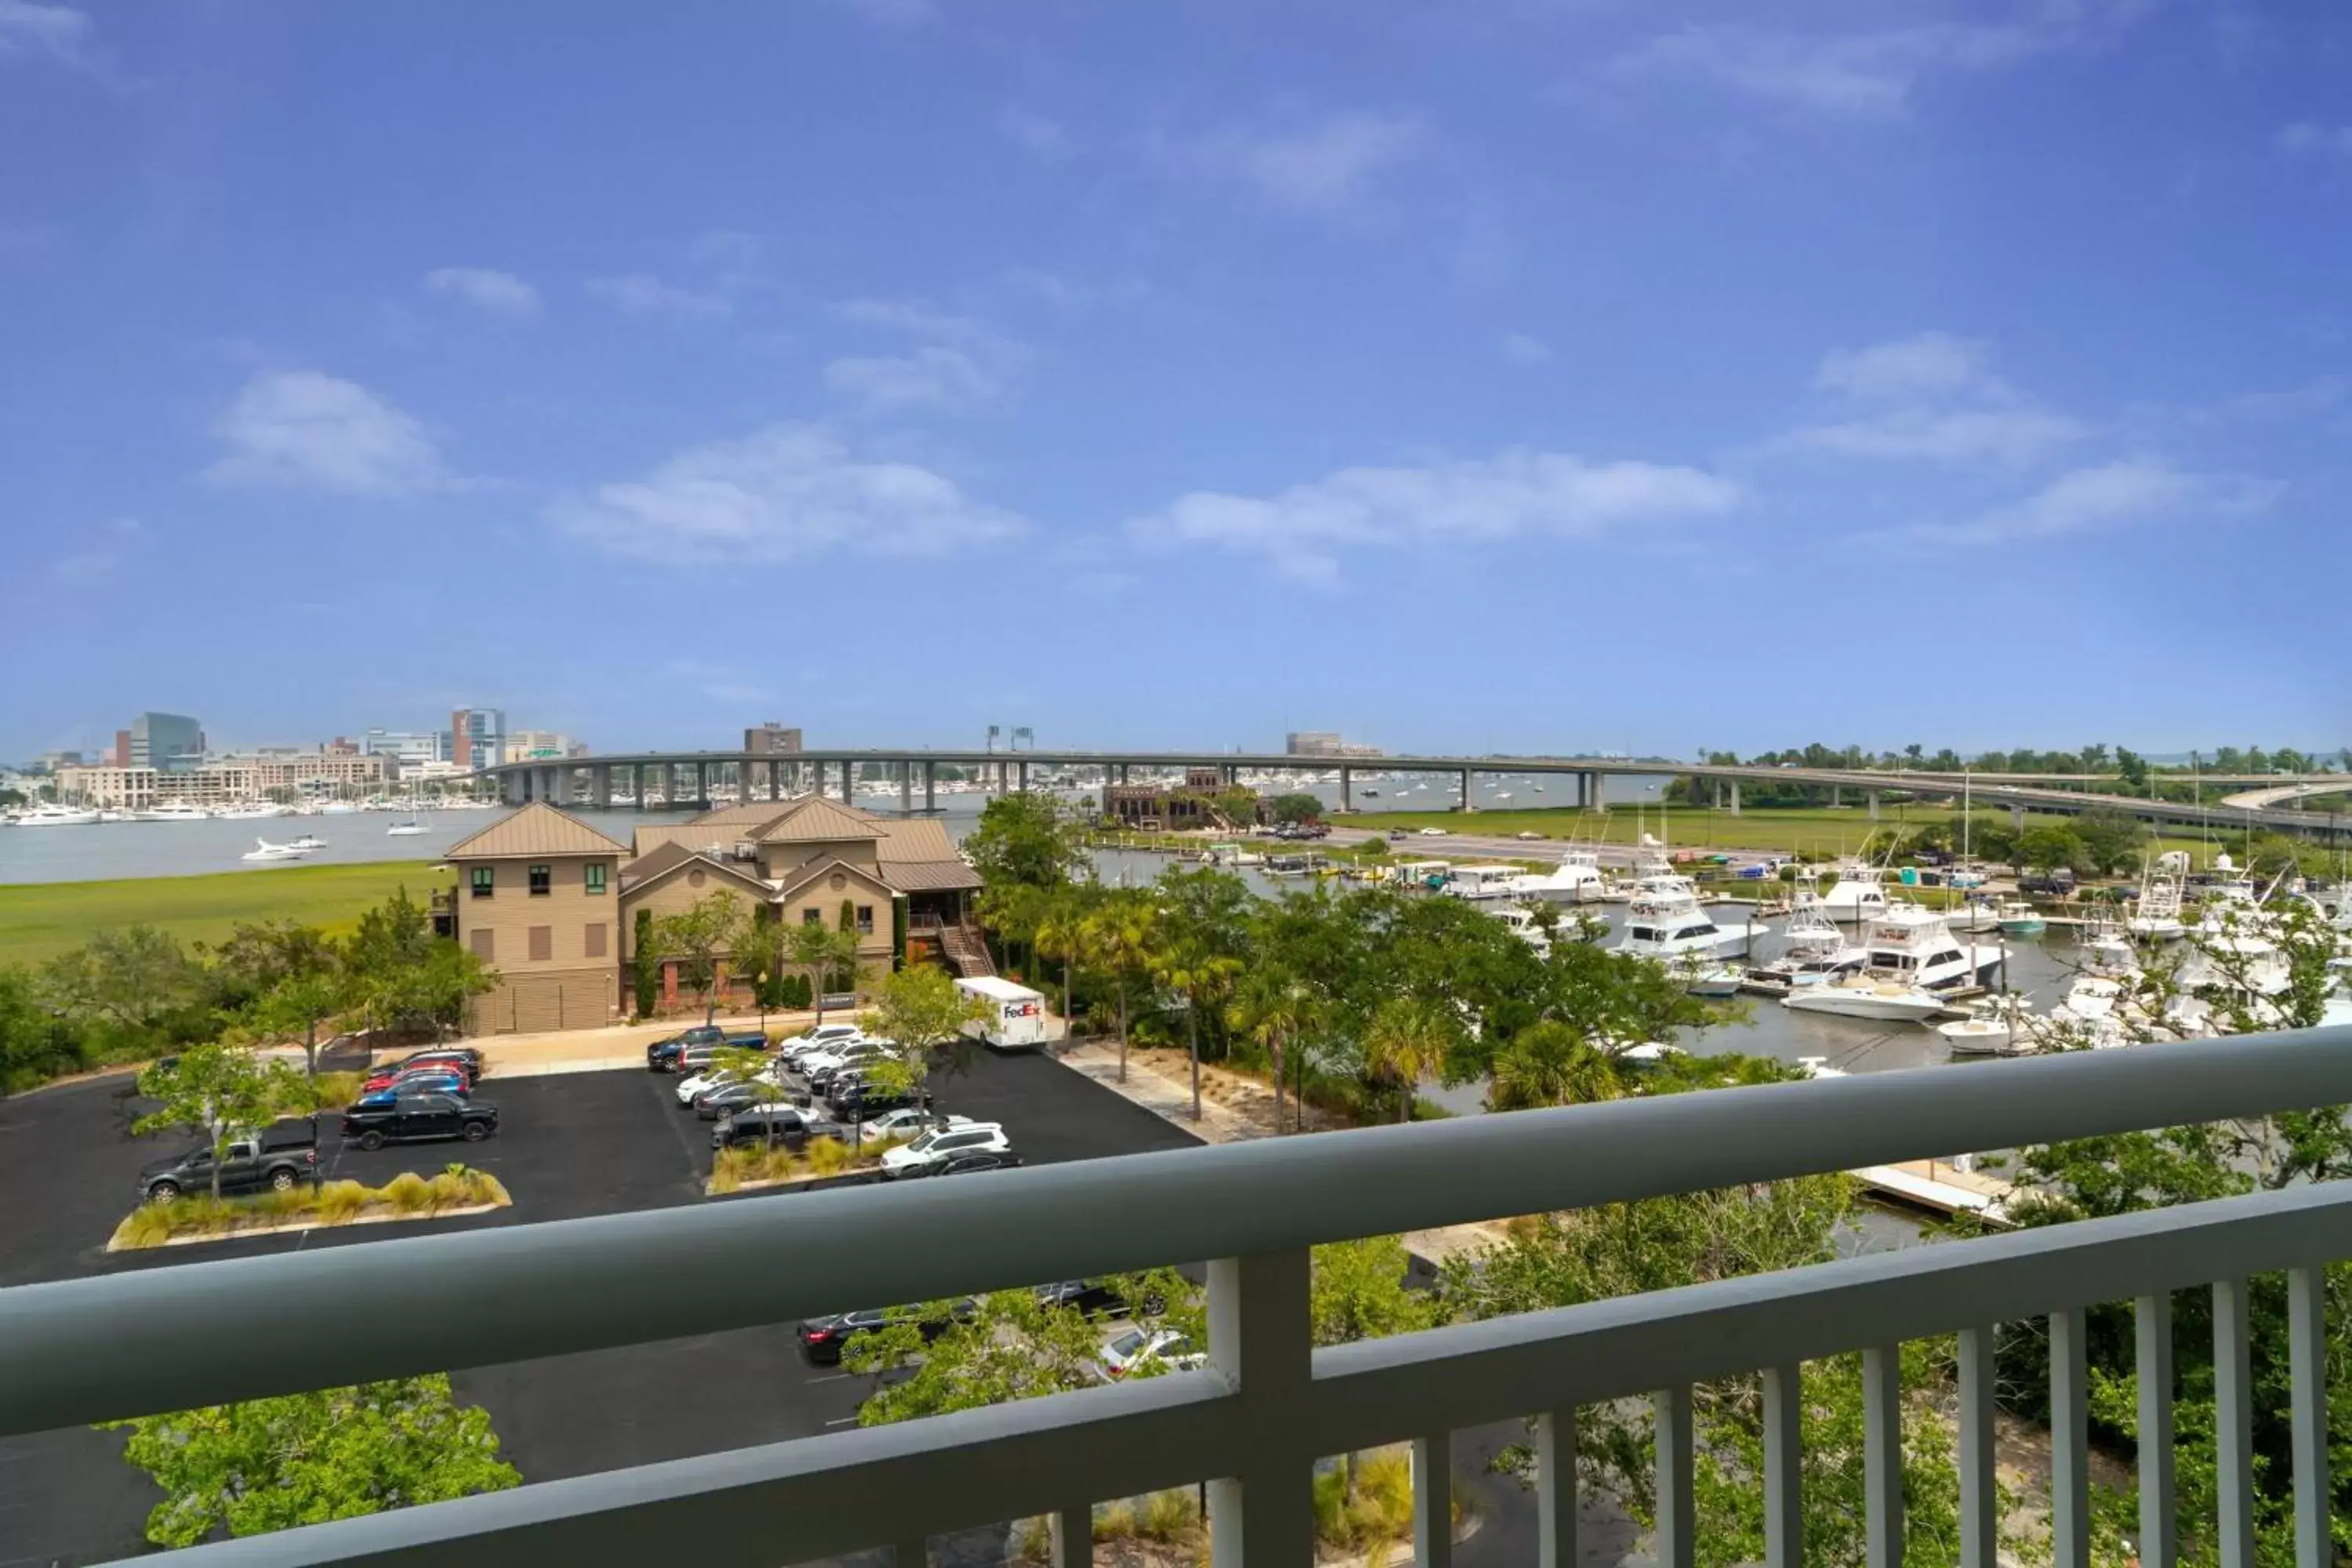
[1762,1364,1802,1568]
[1051,1501,1092,1568]
[1864,1343,1904,1568]
[2215,1277,2256,1568]
[1958,1325,1998,1568]
[2288,1266,2329,1568]
[2136,1293,2176,1568]
[1205,1250,1313,1568]
[1655,1386,1695,1568]
[2051,1308,2089,1568]
[1536,1409,1577,1568]
[1414,1431,1453,1568]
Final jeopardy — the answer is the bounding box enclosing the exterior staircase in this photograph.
[938,919,996,978]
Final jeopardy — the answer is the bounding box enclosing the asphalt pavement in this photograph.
[0,1050,1206,1566]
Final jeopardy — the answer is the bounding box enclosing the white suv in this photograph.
[880,1122,1011,1179]
[780,1024,863,1064]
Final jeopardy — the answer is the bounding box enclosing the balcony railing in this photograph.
[7,1025,2352,1566]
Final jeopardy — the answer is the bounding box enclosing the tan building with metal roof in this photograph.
[440,796,990,1032]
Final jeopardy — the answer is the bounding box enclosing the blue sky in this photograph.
[3,0,2347,761]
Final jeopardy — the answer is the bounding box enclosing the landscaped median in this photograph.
[706,1138,889,1196]
[107,1165,511,1251]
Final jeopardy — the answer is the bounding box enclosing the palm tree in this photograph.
[1487,1020,1619,1112]
[1361,996,1453,1123]
[1149,930,1242,1121]
[1079,891,1157,1083]
[1227,968,1319,1132]
[1033,886,1092,1031]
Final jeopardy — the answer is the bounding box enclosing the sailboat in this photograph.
[387,802,430,837]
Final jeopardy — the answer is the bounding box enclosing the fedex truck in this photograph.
[955,976,1049,1051]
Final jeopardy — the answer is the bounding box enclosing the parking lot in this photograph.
[0,1049,1205,1566]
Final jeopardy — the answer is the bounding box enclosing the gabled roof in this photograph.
[772,851,898,906]
[441,801,630,862]
[685,800,800,832]
[752,796,884,844]
[879,858,986,892]
[619,842,773,902]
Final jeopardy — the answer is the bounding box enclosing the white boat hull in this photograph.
[1783,985,1947,1022]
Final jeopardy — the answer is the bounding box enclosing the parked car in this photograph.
[853,1109,973,1146]
[374,1047,484,1080]
[339,1092,498,1151]
[646,1027,764,1073]
[677,1060,785,1105]
[361,1065,471,1096]
[934,1149,1022,1177]
[137,1119,319,1202]
[880,1122,1011,1178]
[710,1105,845,1150]
[802,1038,891,1084]
[829,1082,916,1120]
[1417,827,1449,837]
[1098,1327,1203,1378]
[796,1301,978,1366]
[2020,871,2077,895]
[694,1080,771,1120]
[779,1022,865,1062]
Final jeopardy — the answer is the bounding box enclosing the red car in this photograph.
[363,1063,474,1094]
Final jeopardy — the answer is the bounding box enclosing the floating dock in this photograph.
[1852,1158,2016,1227]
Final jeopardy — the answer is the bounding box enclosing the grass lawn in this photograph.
[0,861,452,964]
[1337,804,2222,862]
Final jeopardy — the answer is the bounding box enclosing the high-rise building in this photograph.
[112,730,131,768]
[130,712,205,772]
[449,708,507,770]
[745,723,803,754]
[503,730,575,762]
[361,729,445,771]
[1284,731,1382,758]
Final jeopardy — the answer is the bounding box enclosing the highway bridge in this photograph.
[475,749,2352,839]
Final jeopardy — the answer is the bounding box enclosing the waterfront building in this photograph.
[501,729,577,763]
[1284,731,1382,758]
[360,729,445,773]
[448,707,507,771]
[442,795,985,1033]
[129,712,204,772]
[744,722,804,754]
[55,753,390,808]
[1102,766,1264,829]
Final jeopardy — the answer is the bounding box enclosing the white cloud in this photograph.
[1128,448,1740,583]
[0,0,91,65]
[45,517,142,586]
[422,267,541,319]
[585,273,730,321]
[1889,460,2279,546]
[1189,113,1424,213]
[1815,331,2004,402]
[2278,122,2352,157]
[825,347,1003,412]
[1790,406,2086,467]
[205,370,449,495]
[1613,7,2150,118]
[826,298,1031,414]
[1500,332,1552,365]
[554,423,1026,564]
[1000,107,1074,165]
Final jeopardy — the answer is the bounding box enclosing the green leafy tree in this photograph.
[0,964,88,1094]
[1361,995,1455,1123]
[789,919,862,1025]
[1269,792,1326,826]
[1486,1019,1618,1110]
[1033,883,1100,1030]
[1080,889,1159,1083]
[706,1042,783,1148]
[131,1042,310,1201]
[652,890,749,1024]
[963,791,1090,891]
[632,909,662,1017]
[105,1376,520,1547]
[2016,824,2089,874]
[734,909,792,1029]
[39,925,208,1048]
[2070,808,2151,877]
[1149,866,1252,1120]
[856,964,987,1120]
[1228,966,1321,1131]
[204,920,342,1014]
[251,968,350,1076]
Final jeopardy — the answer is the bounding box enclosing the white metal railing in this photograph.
[7,1025,2352,1566]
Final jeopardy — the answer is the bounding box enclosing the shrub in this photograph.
[426,1171,470,1211]
[382,1172,434,1215]
[1138,1489,1199,1542]
[113,1204,175,1249]
[315,1180,369,1225]
[1092,1503,1136,1543]
[806,1138,851,1177]
[305,1071,365,1109]
[1313,1447,1417,1548]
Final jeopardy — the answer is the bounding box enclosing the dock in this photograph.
[1852,1158,2016,1227]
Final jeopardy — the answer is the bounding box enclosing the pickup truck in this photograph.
[340,1091,499,1150]
[647,1027,768,1073]
[137,1119,320,1202]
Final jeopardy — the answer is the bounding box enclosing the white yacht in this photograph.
[2129,851,2189,941]
[137,801,211,823]
[216,800,288,820]
[1850,905,2004,992]
[1950,898,2002,934]
[1938,997,2037,1056]
[1613,885,1764,963]
[241,837,310,862]
[1506,851,1606,906]
[1782,978,1947,1022]
[1488,906,1552,957]
[16,803,100,826]
[1742,906,1868,992]
[1446,865,1537,903]
[285,833,328,851]
[1817,862,1893,924]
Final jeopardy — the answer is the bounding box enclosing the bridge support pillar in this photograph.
[593,767,612,810]
[1831,786,1841,808]
[1018,760,1029,794]
[1120,764,1131,785]
[2011,804,2027,831]
[1459,769,1472,812]
[695,762,709,808]
[1867,791,1880,822]
[900,763,912,815]
[1589,771,1606,813]
[925,760,936,814]
[505,771,523,806]
[1730,779,1741,817]
[1340,767,1352,813]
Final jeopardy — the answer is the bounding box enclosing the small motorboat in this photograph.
[286,833,328,851]
[1781,978,1947,1022]
[241,837,310,862]
[1682,961,1744,999]
[1995,900,2047,938]
[1950,899,2002,934]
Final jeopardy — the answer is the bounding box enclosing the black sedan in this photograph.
[796,1301,978,1366]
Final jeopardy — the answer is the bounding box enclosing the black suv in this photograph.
[340,1093,499,1151]
[935,1149,1022,1177]
[711,1106,844,1150]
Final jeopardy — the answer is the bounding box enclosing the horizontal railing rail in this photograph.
[8,1025,2352,1435]
[5,1023,2348,1566]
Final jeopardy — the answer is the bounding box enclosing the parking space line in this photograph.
[823,1415,860,1428]
[803,1373,851,1385]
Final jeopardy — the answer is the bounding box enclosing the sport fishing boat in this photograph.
[1817,861,1893,924]
[1613,882,1765,962]
[1740,906,1867,993]
[2128,851,2188,941]
[1488,906,1552,957]
[1994,900,2047,938]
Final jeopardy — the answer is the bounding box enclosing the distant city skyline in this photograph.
[3,3,2348,757]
